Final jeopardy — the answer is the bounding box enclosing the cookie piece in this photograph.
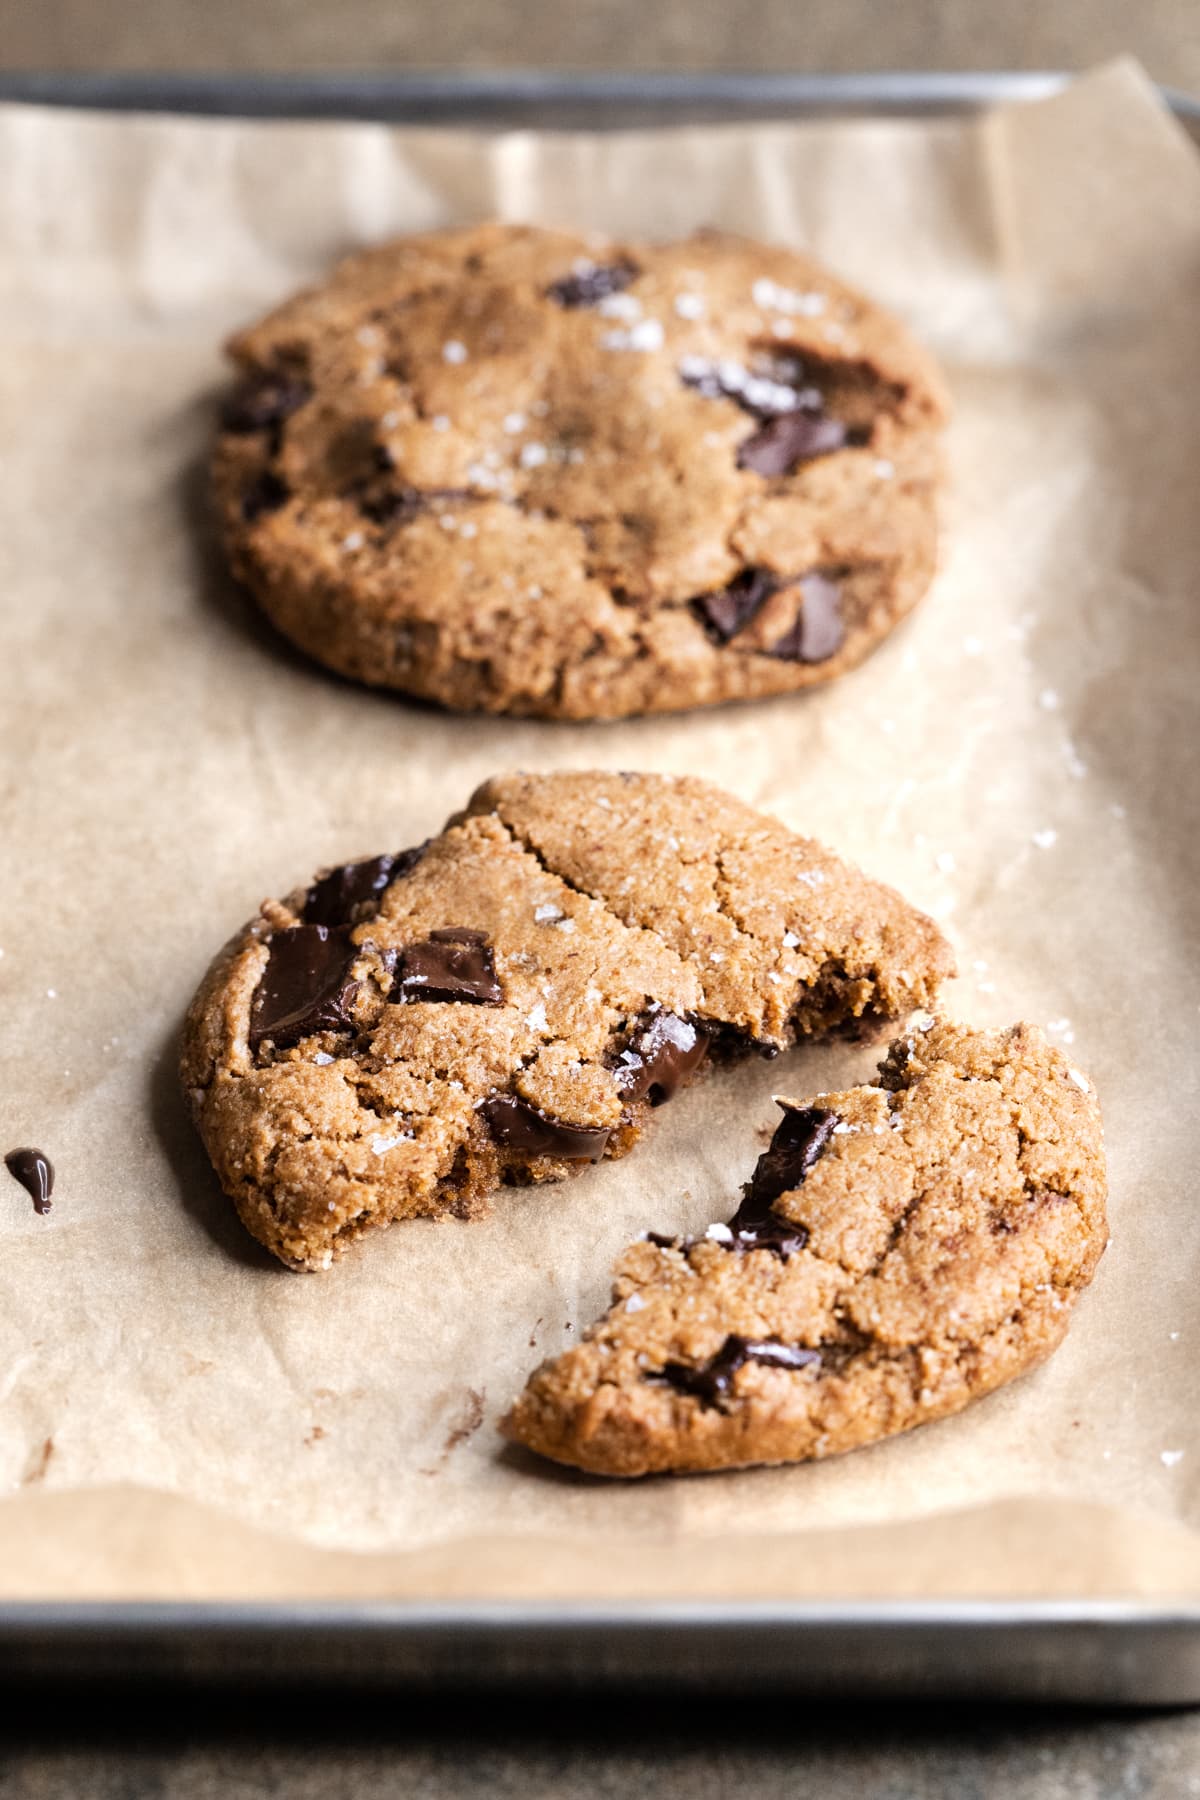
[214,223,948,720]
[180,772,953,1270]
[505,1019,1106,1476]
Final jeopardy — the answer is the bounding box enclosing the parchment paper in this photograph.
[1,60,1198,1603]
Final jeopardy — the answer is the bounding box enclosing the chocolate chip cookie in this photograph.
[505,1018,1107,1476]
[180,772,954,1270]
[214,223,948,719]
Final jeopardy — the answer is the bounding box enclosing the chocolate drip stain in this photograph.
[547,260,640,308]
[250,924,360,1051]
[655,1335,821,1408]
[393,928,502,1006]
[480,1095,610,1162]
[613,1009,709,1106]
[304,843,428,928]
[5,1148,54,1215]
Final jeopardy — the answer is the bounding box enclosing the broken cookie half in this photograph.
[505,1018,1107,1476]
[180,771,952,1269]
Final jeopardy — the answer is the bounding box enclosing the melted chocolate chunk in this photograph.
[547,259,640,309]
[250,924,360,1051]
[737,409,849,476]
[655,1335,821,1408]
[393,928,502,1006]
[768,572,846,664]
[5,1147,53,1215]
[747,1105,839,1210]
[241,470,290,521]
[694,568,777,644]
[221,372,311,435]
[644,1108,835,1262]
[479,1095,610,1162]
[304,843,428,928]
[613,1009,709,1106]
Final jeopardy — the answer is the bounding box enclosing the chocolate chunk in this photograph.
[5,1147,53,1215]
[768,573,845,664]
[547,259,640,309]
[694,568,777,644]
[613,1009,709,1106]
[221,372,311,435]
[655,1335,821,1408]
[241,470,290,521]
[304,843,428,928]
[679,356,821,420]
[250,924,359,1051]
[746,1105,839,1211]
[393,927,502,1006]
[737,409,849,476]
[359,485,473,527]
[479,1095,610,1162]
[359,485,426,527]
[715,1103,839,1257]
[680,352,857,471]
[641,1105,834,1263]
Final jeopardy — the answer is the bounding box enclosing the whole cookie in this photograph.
[505,1019,1107,1476]
[214,223,948,719]
[180,772,953,1269]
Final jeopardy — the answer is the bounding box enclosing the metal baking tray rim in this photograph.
[3,1598,1200,1700]
[0,68,1195,127]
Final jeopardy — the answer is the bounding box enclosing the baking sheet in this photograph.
[0,59,1198,1605]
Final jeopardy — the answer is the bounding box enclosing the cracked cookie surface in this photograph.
[214,223,948,720]
[505,1018,1107,1476]
[180,772,953,1269]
